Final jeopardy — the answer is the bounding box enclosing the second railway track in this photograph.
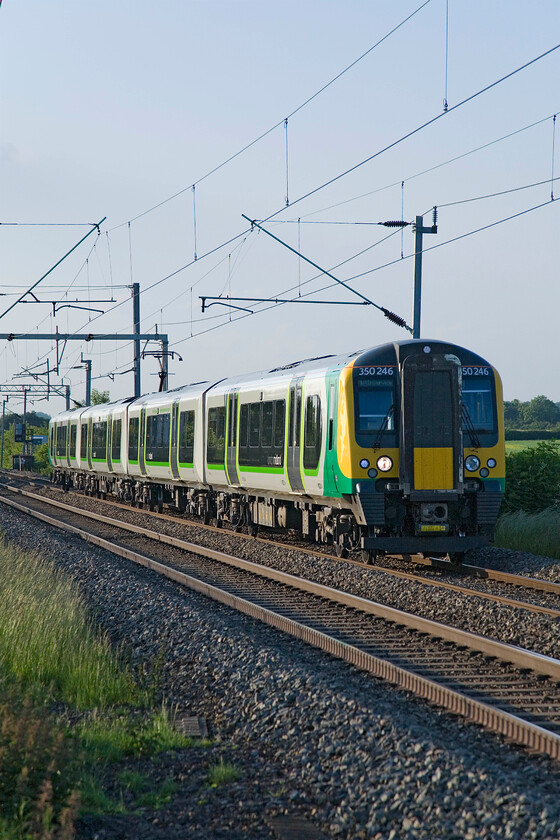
[6,475,560,619]
[1,482,560,761]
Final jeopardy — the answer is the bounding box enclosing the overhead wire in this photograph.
[11,44,560,395]
[108,0,433,231]
[165,194,558,354]
[257,44,560,224]
[295,111,559,219]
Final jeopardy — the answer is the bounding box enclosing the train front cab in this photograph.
[340,340,505,559]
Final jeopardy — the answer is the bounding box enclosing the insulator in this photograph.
[382,308,408,328]
[432,207,438,227]
[382,220,409,228]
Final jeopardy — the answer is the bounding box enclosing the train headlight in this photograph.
[376,455,393,472]
[360,458,370,469]
[487,458,496,468]
[465,455,480,472]
[480,468,489,477]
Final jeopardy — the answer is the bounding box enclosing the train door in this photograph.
[170,399,180,479]
[107,420,113,472]
[65,420,71,467]
[287,378,304,492]
[400,353,462,492]
[323,375,339,497]
[87,418,93,470]
[139,408,147,476]
[226,391,240,485]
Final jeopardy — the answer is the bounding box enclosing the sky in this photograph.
[1,0,559,416]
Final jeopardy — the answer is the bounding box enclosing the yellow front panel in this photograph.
[414,447,454,490]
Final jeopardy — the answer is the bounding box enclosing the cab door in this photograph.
[400,353,462,492]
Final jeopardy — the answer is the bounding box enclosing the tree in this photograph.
[73,389,110,408]
[503,399,524,428]
[91,389,110,405]
[523,395,560,429]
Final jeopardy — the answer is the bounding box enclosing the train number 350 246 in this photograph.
[358,367,394,376]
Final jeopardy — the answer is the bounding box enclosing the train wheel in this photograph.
[360,550,377,565]
[157,502,164,514]
[335,540,348,559]
[448,552,465,566]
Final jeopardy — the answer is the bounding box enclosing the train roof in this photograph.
[50,340,495,422]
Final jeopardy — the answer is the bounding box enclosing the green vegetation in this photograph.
[502,441,560,515]
[0,424,50,472]
[73,389,110,408]
[0,538,133,708]
[0,536,196,837]
[494,508,560,560]
[504,394,560,431]
[505,439,550,452]
[207,759,241,787]
[496,440,560,559]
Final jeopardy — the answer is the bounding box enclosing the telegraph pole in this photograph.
[412,209,438,339]
[1,398,7,468]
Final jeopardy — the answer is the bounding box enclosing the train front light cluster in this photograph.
[464,455,498,475]
[464,455,480,472]
[376,455,393,472]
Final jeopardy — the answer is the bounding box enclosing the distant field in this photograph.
[505,439,552,453]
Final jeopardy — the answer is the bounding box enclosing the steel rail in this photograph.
[9,471,558,599]
[2,485,560,679]
[10,479,560,618]
[0,489,560,761]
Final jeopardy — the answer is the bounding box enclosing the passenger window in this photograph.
[179,410,195,464]
[207,405,225,464]
[304,395,322,470]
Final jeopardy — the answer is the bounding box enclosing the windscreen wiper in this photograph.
[373,404,394,450]
[461,404,481,449]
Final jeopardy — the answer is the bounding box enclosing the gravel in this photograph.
[1,500,560,838]
[37,488,560,660]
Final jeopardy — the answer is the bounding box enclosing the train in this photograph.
[49,339,505,563]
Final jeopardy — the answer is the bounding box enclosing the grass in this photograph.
[0,535,196,836]
[76,705,192,765]
[0,536,135,708]
[494,507,560,559]
[505,439,551,452]
[207,758,241,787]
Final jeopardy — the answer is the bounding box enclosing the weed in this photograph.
[136,778,177,810]
[118,769,147,792]
[208,758,241,787]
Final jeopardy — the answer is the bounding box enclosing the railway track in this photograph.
[1,482,560,761]
[6,472,560,619]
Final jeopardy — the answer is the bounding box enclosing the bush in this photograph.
[505,429,560,441]
[503,441,560,513]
